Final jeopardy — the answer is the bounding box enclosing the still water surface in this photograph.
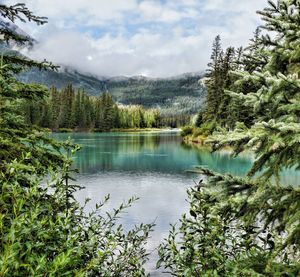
[52,131,298,276]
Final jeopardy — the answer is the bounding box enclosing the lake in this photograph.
[52,131,298,276]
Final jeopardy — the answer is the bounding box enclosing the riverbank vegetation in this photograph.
[0,4,153,276]
[184,29,261,141]
[159,1,300,276]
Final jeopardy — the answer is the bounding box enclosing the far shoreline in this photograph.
[48,127,181,133]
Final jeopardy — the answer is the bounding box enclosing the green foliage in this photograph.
[0,153,154,276]
[159,0,300,276]
[57,128,73,133]
[158,181,234,276]
[195,111,204,127]
[199,33,258,131]
[0,40,64,173]
[203,36,241,127]
[159,169,300,276]
[180,126,194,137]
[194,121,216,137]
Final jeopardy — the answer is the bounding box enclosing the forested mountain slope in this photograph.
[18,67,206,114]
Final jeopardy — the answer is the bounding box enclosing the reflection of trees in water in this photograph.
[182,142,252,176]
[110,134,176,172]
[112,133,161,153]
[74,133,176,173]
[62,132,300,182]
[75,139,118,173]
[180,141,202,152]
[182,141,300,185]
[198,151,252,176]
[57,132,254,176]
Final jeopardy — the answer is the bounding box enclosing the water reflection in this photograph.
[52,131,299,276]
[74,171,191,276]
[182,142,254,176]
[53,132,255,176]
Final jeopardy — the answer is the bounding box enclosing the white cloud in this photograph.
[3,0,269,77]
[202,0,266,12]
[138,1,199,23]
[139,1,162,19]
[7,0,138,25]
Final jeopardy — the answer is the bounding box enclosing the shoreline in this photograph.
[49,127,181,133]
[182,134,207,145]
[111,128,180,133]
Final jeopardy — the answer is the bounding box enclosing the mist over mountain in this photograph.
[0,20,206,115]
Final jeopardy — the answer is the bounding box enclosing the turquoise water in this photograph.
[53,131,254,176]
[52,131,298,276]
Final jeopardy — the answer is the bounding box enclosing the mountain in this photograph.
[0,21,206,115]
[18,67,206,114]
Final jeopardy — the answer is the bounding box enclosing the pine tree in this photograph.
[83,93,93,129]
[216,46,236,126]
[41,100,52,128]
[58,84,75,128]
[0,4,64,172]
[72,89,81,128]
[49,86,60,130]
[159,1,300,275]
[204,35,223,122]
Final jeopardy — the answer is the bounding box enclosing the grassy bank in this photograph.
[180,125,211,145]
[110,128,177,132]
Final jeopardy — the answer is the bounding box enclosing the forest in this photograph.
[22,84,190,131]
[0,0,300,277]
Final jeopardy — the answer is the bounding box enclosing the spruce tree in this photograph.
[204,35,223,122]
[216,46,236,127]
[159,1,300,275]
[49,86,60,130]
[0,4,64,173]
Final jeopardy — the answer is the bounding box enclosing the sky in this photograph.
[3,0,268,77]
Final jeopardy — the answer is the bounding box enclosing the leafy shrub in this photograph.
[190,121,216,138]
[158,171,300,276]
[191,127,203,138]
[199,121,216,136]
[157,182,234,276]
[0,152,154,276]
[180,126,194,137]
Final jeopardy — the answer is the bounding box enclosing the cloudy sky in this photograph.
[4,0,267,77]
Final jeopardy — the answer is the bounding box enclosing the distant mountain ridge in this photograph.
[18,67,206,114]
